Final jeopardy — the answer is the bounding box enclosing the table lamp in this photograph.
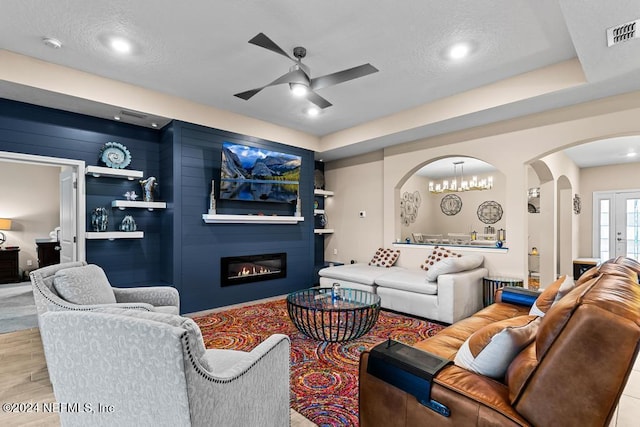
[0,218,12,247]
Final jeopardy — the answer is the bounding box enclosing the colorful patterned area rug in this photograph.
[193,299,445,426]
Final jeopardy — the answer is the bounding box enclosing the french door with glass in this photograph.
[594,191,640,261]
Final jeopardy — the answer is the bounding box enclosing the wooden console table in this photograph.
[0,247,20,284]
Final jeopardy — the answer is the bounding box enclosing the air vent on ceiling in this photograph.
[119,109,148,120]
[607,19,639,47]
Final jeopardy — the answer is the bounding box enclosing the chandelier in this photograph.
[428,161,493,194]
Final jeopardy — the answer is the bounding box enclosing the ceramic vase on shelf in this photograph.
[208,180,216,215]
[140,176,158,202]
[119,215,137,232]
[91,207,108,232]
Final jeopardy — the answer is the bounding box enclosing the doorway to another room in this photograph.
[593,191,640,261]
[0,151,85,281]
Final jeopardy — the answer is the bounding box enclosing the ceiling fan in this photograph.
[234,33,378,109]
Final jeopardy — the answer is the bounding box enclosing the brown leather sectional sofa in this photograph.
[359,257,640,426]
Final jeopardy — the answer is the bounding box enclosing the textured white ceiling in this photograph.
[1,0,640,166]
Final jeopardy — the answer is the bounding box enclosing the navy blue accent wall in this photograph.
[0,99,316,313]
[162,121,315,313]
[0,98,166,286]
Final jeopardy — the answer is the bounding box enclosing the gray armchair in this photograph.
[39,309,291,427]
[30,261,180,317]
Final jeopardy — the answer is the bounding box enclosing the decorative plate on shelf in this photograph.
[477,200,503,224]
[99,142,131,169]
[573,194,582,214]
[440,194,462,216]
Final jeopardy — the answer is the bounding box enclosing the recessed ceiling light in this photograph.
[113,115,121,121]
[448,42,472,60]
[109,37,132,54]
[626,152,637,157]
[151,122,158,128]
[306,107,320,117]
[42,37,62,49]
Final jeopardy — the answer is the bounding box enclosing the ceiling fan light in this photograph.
[290,83,308,97]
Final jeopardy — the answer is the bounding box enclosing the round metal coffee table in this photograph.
[287,287,381,342]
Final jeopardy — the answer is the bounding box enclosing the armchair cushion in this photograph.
[454,315,540,379]
[112,286,180,314]
[53,264,116,305]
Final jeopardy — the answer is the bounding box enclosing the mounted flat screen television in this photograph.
[220,142,301,203]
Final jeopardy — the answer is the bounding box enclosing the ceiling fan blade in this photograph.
[306,91,332,109]
[310,63,378,91]
[234,69,308,101]
[234,88,262,101]
[248,32,295,62]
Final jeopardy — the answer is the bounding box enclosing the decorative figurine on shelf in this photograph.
[119,215,137,232]
[495,240,504,248]
[208,180,216,215]
[139,177,158,202]
[471,230,478,241]
[124,191,139,201]
[91,207,109,232]
[531,247,539,255]
[295,196,302,217]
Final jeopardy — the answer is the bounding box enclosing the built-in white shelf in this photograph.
[314,189,334,197]
[314,228,334,234]
[314,209,325,215]
[112,200,166,211]
[202,214,304,224]
[86,231,144,240]
[85,166,144,180]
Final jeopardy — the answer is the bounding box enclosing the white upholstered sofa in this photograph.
[318,254,487,324]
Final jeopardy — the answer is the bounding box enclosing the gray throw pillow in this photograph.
[53,264,116,305]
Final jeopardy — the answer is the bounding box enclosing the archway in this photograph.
[528,160,555,286]
[397,156,502,246]
[557,175,573,277]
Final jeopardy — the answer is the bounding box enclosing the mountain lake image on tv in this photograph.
[220,142,301,203]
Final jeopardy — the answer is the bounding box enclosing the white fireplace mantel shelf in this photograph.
[202,214,304,224]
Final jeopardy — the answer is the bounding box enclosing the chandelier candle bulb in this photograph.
[429,160,493,194]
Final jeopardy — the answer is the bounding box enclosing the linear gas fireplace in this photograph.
[221,253,287,286]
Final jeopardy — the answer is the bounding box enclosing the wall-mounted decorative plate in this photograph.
[99,142,131,169]
[440,194,462,216]
[477,200,503,224]
[573,194,582,214]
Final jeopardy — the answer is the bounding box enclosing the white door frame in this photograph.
[592,189,640,260]
[0,150,86,262]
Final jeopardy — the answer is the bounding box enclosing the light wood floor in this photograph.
[0,328,59,427]
[0,323,316,427]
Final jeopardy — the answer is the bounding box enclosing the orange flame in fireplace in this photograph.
[237,265,272,277]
